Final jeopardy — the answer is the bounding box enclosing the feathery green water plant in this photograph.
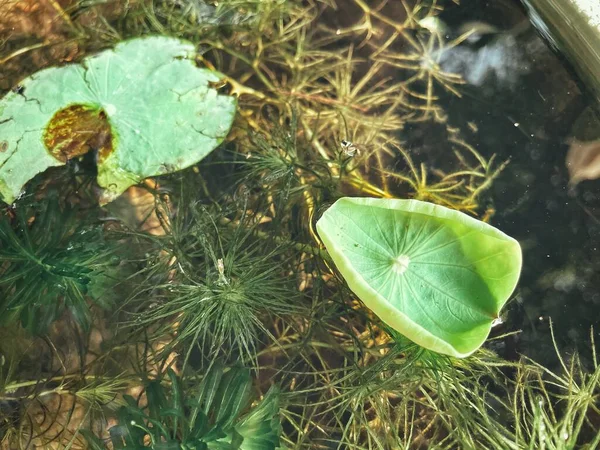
[287,338,513,449]
[1,1,597,449]
[0,36,236,204]
[238,113,306,209]
[507,326,600,449]
[266,311,600,449]
[316,197,522,357]
[125,193,303,367]
[82,362,281,449]
[274,322,600,449]
[0,319,140,449]
[107,0,502,215]
[0,195,118,334]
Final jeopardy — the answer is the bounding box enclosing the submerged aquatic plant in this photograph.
[0,0,598,449]
[0,196,117,333]
[126,194,303,367]
[83,363,281,449]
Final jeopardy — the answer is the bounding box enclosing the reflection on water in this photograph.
[439,33,531,91]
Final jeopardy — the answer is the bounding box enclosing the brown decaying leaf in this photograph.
[566,138,600,185]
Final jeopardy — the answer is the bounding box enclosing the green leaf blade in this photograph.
[316,197,522,357]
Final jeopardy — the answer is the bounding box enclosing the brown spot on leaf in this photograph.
[43,104,113,162]
[0,141,8,153]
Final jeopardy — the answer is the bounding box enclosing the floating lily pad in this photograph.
[316,197,522,357]
[0,36,237,204]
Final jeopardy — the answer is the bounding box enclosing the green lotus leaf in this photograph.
[0,36,237,204]
[316,197,522,358]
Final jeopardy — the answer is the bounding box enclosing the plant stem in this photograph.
[3,374,138,400]
[218,217,331,262]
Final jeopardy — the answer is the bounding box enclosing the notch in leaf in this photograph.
[316,197,522,357]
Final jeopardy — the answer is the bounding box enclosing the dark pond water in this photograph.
[418,0,600,367]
